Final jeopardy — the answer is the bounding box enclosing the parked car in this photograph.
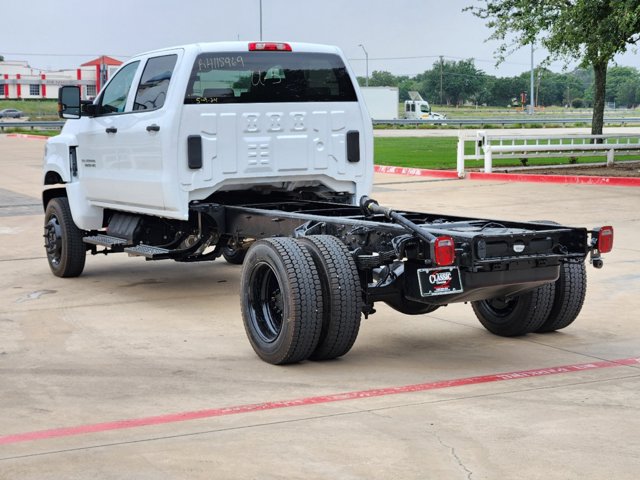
[0,108,24,118]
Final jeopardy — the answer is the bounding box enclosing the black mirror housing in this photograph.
[58,86,81,119]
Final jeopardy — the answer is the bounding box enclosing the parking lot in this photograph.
[1,134,639,479]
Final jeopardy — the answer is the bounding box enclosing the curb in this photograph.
[374,165,459,179]
[467,171,640,187]
[374,164,640,187]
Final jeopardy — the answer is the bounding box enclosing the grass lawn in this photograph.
[1,128,58,137]
[374,137,638,170]
[375,137,458,168]
[0,100,58,119]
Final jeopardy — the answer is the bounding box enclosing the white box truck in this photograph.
[360,86,399,120]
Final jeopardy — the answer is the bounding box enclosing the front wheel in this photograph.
[471,283,555,337]
[43,197,86,278]
[240,238,323,365]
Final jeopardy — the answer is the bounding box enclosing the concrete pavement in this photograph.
[1,135,639,479]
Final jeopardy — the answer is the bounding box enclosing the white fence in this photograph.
[456,131,640,177]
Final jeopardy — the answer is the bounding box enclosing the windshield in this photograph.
[185,51,357,104]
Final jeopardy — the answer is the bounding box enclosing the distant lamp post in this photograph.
[259,0,263,40]
[358,44,369,87]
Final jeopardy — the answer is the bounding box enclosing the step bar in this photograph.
[84,235,170,259]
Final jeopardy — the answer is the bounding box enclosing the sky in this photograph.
[2,0,639,79]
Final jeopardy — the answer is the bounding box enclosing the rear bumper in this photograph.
[403,263,561,305]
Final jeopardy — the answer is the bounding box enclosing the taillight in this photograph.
[433,236,456,266]
[248,42,292,51]
[597,226,614,253]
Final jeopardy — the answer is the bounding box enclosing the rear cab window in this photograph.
[185,52,357,104]
[134,54,178,111]
[97,54,179,115]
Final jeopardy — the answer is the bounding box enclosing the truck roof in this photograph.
[132,41,344,59]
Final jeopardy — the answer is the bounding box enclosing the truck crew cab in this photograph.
[43,42,613,365]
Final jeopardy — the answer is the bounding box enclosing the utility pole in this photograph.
[529,42,535,115]
[439,55,444,105]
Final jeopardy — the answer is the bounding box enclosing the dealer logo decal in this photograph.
[429,270,452,290]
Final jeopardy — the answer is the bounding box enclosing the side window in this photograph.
[133,55,178,111]
[100,61,140,114]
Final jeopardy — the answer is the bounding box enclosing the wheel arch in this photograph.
[44,170,65,185]
[42,187,67,211]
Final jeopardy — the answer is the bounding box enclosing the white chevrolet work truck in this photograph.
[43,41,613,365]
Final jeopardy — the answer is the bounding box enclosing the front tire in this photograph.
[535,261,587,333]
[240,238,323,365]
[297,235,362,361]
[44,197,86,278]
[471,283,555,337]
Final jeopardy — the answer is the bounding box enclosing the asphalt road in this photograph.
[1,135,639,479]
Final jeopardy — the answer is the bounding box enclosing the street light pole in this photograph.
[259,0,263,40]
[358,44,369,87]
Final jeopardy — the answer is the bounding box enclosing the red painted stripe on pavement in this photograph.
[374,165,460,179]
[373,164,640,187]
[1,357,638,446]
[6,133,48,141]
[468,171,640,187]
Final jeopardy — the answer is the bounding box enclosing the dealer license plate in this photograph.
[417,266,464,297]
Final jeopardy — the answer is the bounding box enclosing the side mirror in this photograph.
[58,86,81,119]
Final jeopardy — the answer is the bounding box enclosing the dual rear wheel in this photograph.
[240,236,362,365]
[471,261,587,337]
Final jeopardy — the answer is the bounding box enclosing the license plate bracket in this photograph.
[417,266,464,297]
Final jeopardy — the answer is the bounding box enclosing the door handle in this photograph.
[105,127,117,134]
[146,124,160,132]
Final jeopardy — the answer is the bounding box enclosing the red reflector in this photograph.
[248,42,292,52]
[433,236,456,266]
[597,226,614,254]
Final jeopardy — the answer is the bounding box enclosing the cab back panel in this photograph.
[176,50,371,202]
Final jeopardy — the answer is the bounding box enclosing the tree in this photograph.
[367,70,398,87]
[397,78,420,101]
[606,66,640,106]
[466,0,640,134]
[0,55,4,62]
[419,59,486,105]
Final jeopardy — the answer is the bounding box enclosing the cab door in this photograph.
[75,61,141,206]
[76,53,179,213]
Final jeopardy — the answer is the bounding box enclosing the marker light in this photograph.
[249,42,292,51]
[433,236,456,266]
[597,226,614,253]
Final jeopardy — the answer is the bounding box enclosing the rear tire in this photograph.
[471,283,555,337]
[535,261,587,333]
[240,238,323,365]
[44,197,86,278]
[297,235,362,361]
